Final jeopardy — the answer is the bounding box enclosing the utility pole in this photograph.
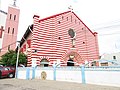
[15,41,20,78]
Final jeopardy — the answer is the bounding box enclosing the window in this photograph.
[10,14,12,19]
[40,58,49,67]
[58,21,61,24]
[113,56,116,59]
[67,17,68,21]
[58,37,61,39]
[83,42,85,44]
[12,28,14,34]
[62,16,64,20]
[8,27,10,33]
[14,15,16,20]
[34,49,37,53]
[67,59,74,66]
[68,28,75,38]
[71,15,72,22]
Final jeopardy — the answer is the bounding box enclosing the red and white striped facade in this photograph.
[20,11,99,66]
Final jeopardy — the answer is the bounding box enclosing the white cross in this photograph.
[13,0,16,6]
[68,5,73,12]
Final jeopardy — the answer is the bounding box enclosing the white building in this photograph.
[100,52,120,66]
[0,10,7,48]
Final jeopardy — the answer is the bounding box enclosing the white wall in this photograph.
[56,70,82,83]
[17,67,120,87]
[0,7,7,49]
[0,11,6,27]
[86,71,120,87]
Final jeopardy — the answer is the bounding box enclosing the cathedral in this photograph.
[20,10,99,67]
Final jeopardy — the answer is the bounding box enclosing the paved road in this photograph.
[0,79,120,90]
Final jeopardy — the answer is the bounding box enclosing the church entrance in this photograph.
[62,51,83,66]
[67,59,74,66]
[40,58,49,67]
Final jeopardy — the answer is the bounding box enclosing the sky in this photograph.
[1,0,120,55]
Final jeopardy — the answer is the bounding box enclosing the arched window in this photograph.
[40,58,49,67]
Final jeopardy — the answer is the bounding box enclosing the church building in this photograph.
[20,10,99,67]
[0,1,20,56]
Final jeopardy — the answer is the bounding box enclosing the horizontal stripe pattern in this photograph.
[22,11,99,66]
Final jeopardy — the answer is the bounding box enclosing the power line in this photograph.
[91,19,120,31]
[93,24,120,31]
[99,32,120,36]
[98,31,120,36]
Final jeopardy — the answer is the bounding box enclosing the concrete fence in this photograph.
[16,66,120,87]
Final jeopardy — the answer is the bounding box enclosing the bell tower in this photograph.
[1,0,20,55]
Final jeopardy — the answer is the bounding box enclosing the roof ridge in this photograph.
[72,12,95,35]
[39,11,71,22]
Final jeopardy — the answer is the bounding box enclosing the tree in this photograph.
[0,50,27,66]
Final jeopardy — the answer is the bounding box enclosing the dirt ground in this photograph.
[0,79,120,90]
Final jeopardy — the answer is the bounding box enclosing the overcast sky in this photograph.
[1,0,120,55]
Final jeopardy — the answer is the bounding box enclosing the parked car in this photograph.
[0,66,15,78]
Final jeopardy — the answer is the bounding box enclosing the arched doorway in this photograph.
[62,51,84,66]
[67,59,74,66]
[40,58,49,67]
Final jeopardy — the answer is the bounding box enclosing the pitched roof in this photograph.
[20,24,33,47]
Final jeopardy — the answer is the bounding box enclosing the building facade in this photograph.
[100,52,120,66]
[0,2,20,56]
[20,11,99,67]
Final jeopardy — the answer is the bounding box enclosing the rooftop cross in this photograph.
[13,0,16,6]
[68,5,73,12]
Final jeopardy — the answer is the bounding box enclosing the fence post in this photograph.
[53,65,56,80]
[16,68,18,78]
[81,65,86,84]
[32,67,36,79]
[26,67,30,80]
[0,70,1,79]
